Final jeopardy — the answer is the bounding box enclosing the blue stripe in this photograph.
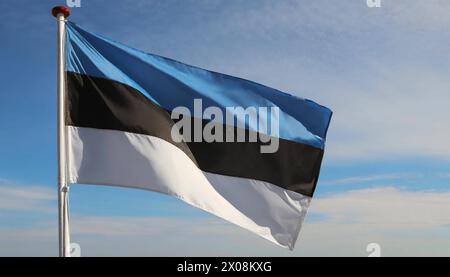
[65,22,332,149]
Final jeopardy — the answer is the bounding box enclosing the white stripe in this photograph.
[66,126,311,249]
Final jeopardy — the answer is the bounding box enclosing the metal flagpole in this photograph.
[52,6,71,258]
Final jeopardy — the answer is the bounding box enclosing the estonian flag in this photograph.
[64,22,332,250]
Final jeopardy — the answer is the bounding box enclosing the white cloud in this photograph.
[310,187,450,228]
[321,173,418,185]
[70,187,450,256]
[323,68,450,162]
[1,186,448,256]
[69,216,234,237]
[295,186,450,256]
[386,0,450,31]
[438,172,450,178]
[0,180,55,213]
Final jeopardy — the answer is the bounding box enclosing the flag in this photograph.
[64,22,332,249]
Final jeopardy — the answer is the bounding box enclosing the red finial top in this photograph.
[52,6,71,18]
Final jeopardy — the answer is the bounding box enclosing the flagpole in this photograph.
[52,6,71,258]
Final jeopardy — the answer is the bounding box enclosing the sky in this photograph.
[0,0,449,256]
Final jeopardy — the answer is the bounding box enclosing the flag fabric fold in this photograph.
[64,21,332,249]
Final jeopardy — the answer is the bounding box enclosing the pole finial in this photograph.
[52,6,71,18]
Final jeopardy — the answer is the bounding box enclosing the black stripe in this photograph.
[66,72,324,197]
[65,72,198,163]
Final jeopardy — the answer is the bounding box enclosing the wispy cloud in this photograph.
[321,173,418,185]
[2,186,448,256]
[310,187,450,228]
[70,216,233,237]
[0,180,55,213]
[439,173,450,178]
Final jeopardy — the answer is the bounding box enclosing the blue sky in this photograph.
[0,0,449,256]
